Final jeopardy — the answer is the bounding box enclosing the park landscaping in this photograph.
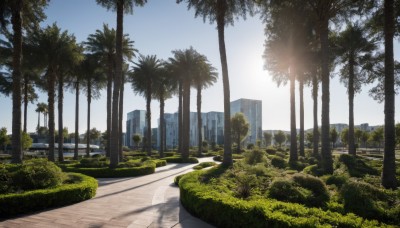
[178,148,400,227]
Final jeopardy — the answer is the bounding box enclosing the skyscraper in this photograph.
[126,110,146,148]
[230,98,262,144]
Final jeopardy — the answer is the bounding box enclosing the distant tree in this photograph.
[361,131,370,149]
[354,128,363,147]
[306,132,313,149]
[341,128,349,148]
[0,128,10,152]
[396,123,400,148]
[231,112,249,153]
[55,127,68,143]
[21,131,32,151]
[330,128,338,149]
[84,128,102,145]
[370,127,384,151]
[263,132,272,147]
[274,131,286,148]
[132,134,141,150]
[37,126,48,137]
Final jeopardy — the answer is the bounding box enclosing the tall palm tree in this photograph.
[96,0,147,168]
[153,63,176,158]
[333,23,377,156]
[80,53,106,157]
[192,60,218,156]
[29,24,81,161]
[130,55,162,156]
[35,102,47,130]
[382,0,397,189]
[85,24,136,157]
[177,0,255,166]
[169,48,204,160]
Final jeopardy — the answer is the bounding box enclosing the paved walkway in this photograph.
[0,158,215,228]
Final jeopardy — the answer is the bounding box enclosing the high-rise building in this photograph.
[126,110,146,148]
[230,98,262,144]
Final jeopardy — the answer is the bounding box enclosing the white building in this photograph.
[126,110,146,148]
[230,98,262,144]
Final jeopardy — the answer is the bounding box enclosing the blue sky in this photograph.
[0,0,399,134]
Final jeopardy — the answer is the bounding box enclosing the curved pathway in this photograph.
[0,158,215,228]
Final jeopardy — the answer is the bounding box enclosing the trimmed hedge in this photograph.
[179,169,386,228]
[154,159,167,167]
[0,173,97,218]
[193,162,217,170]
[161,156,199,164]
[61,162,156,178]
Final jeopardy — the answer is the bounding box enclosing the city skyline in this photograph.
[0,0,399,134]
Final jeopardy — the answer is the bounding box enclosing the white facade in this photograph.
[230,98,262,144]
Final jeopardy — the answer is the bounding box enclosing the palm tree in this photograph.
[169,48,204,160]
[29,24,81,161]
[382,0,397,189]
[80,53,106,157]
[333,23,377,156]
[35,102,46,130]
[153,63,176,158]
[177,0,255,166]
[192,60,218,156]
[130,55,162,156]
[85,24,136,158]
[96,0,147,168]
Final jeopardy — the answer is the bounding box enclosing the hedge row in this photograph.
[161,156,199,164]
[0,173,97,218]
[179,170,387,228]
[61,162,156,178]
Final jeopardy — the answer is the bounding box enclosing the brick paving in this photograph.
[0,158,215,228]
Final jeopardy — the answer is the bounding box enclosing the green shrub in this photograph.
[0,164,11,194]
[232,154,244,160]
[164,152,176,157]
[61,162,155,178]
[193,162,217,170]
[179,171,384,227]
[79,157,108,168]
[340,181,399,224]
[247,143,254,150]
[289,160,307,171]
[268,178,308,204]
[213,155,222,162]
[162,156,198,163]
[265,147,276,155]
[12,159,66,191]
[291,173,330,207]
[117,160,142,168]
[275,151,286,158]
[303,164,324,176]
[339,154,379,177]
[244,150,265,165]
[325,175,348,188]
[0,173,97,218]
[154,159,167,167]
[234,172,257,199]
[270,156,287,169]
[174,173,186,186]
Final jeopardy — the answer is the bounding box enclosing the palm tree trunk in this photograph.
[110,0,123,168]
[216,1,232,166]
[11,0,23,163]
[289,69,298,162]
[47,70,56,162]
[74,81,79,160]
[37,111,40,130]
[299,76,305,157]
[320,18,333,174]
[197,85,202,157]
[58,74,64,162]
[160,94,165,158]
[178,80,183,154]
[23,75,28,133]
[118,78,124,162]
[106,58,113,158]
[146,82,152,156]
[312,72,319,157]
[86,80,91,158]
[348,56,356,156]
[182,78,190,160]
[382,0,397,189]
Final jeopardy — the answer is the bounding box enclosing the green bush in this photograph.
[174,173,186,186]
[234,172,257,199]
[79,157,108,168]
[244,150,265,165]
[162,156,199,163]
[265,147,276,155]
[61,162,155,178]
[247,143,254,150]
[163,152,176,157]
[270,156,287,169]
[12,159,66,191]
[339,154,379,177]
[0,173,97,218]
[340,181,399,224]
[275,151,286,158]
[0,164,10,194]
[325,175,348,188]
[117,160,142,168]
[179,170,384,227]
[303,164,324,176]
[232,154,244,160]
[193,162,217,170]
[268,178,308,204]
[154,159,167,167]
[291,173,330,207]
[289,160,307,171]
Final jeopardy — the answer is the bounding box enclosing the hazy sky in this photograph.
[0,0,399,134]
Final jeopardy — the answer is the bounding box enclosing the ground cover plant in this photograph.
[0,159,97,218]
[179,149,400,227]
